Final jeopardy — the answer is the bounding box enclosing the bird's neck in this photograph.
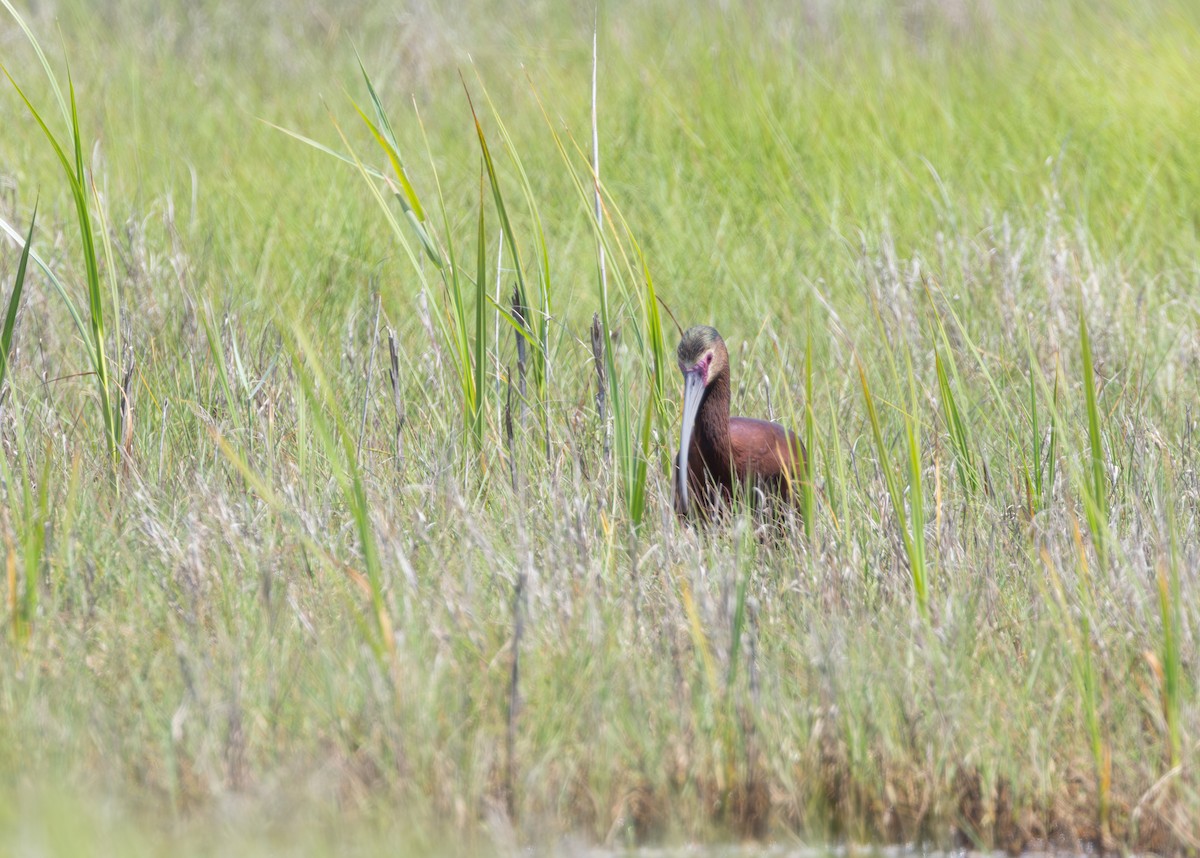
[698,370,732,466]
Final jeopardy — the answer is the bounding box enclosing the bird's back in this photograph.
[728,416,806,498]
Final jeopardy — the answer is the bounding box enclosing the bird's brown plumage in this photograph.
[674,326,805,519]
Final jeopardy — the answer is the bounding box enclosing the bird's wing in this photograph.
[729,417,795,473]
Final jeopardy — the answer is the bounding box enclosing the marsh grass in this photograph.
[2,0,1200,854]
[1077,306,1111,564]
[858,356,929,619]
[1,0,119,464]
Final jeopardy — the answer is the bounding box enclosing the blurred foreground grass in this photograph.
[2,0,1200,853]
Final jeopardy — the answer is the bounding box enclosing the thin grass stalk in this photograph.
[719,522,756,795]
[357,292,382,465]
[801,335,817,541]
[0,426,51,642]
[156,399,170,481]
[1041,520,1110,840]
[291,328,395,664]
[505,570,526,820]
[859,358,928,619]
[1022,340,1070,528]
[0,0,69,123]
[1027,360,1042,513]
[823,384,848,535]
[0,208,91,367]
[118,357,135,466]
[636,253,670,434]
[591,313,608,459]
[926,279,1031,488]
[90,169,124,400]
[505,370,518,493]
[1078,528,1110,825]
[353,56,440,265]
[511,285,528,426]
[2,512,15,640]
[227,324,255,438]
[1158,467,1183,768]
[1048,367,1059,502]
[386,328,406,469]
[629,400,654,529]
[27,449,52,639]
[1025,354,1061,514]
[924,283,986,497]
[934,349,979,498]
[472,173,488,450]
[493,235,504,387]
[200,300,239,425]
[902,419,929,614]
[1155,559,1183,770]
[673,561,724,771]
[904,356,929,613]
[591,21,606,312]
[472,71,553,423]
[1078,306,1108,562]
[0,203,35,394]
[727,539,753,692]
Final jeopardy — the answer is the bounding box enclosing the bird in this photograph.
[674,325,806,519]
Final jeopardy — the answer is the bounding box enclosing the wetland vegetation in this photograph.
[2,0,1200,853]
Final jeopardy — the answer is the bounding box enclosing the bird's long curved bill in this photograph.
[677,370,707,512]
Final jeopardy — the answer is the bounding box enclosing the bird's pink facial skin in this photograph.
[679,352,713,384]
[676,352,714,512]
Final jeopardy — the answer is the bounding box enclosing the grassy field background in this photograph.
[2,0,1200,853]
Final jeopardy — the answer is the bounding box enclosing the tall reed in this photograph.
[2,1,121,463]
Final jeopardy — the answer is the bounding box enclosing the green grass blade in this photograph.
[351,102,441,267]
[0,203,35,391]
[472,174,487,448]
[934,349,978,498]
[199,301,239,424]
[629,394,654,528]
[464,87,530,363]
[354,52,426,223]
[860,358,927,618]
[1079,307,1106,537]
[905,351,929,616]
[1028,359,1042,509]
[0,213,91,350]
[263,120,387,181]
[801,335,817,540]
[291,326,393,662]
[905,410,928,615]
[0,0,70,127]
[474,69,556,400]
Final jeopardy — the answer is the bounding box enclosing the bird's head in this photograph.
[676,325,728,513]
[676,325,728,387]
